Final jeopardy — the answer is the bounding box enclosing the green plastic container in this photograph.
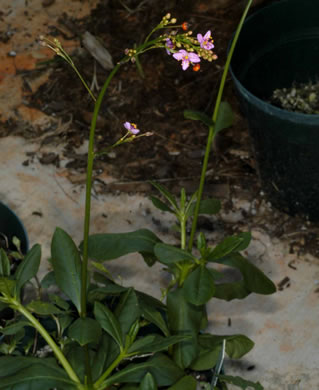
[0,202,29,254]
[230,0,319,219]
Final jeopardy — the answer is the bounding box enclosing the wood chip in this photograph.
[82,31,114,70]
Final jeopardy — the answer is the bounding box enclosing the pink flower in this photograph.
[124,122,140,135]
[172,49,200,71]
[197,30,214,50]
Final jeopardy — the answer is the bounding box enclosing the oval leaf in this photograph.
[186,198,221,218]
[167,288,203,369]
[0,356,78,389]
[104,353,183,387]
[219,374,263,390]
[183,109,214,127]
[139,372,157,390]
[128,334,190,355]
[184,266,215,305]
[68,317,102,346]
[167,375,197,390]
[0,321,32,335]
[26,300,63,315]
[154,244,195,266]
[215,101,233,134]
[115,288,140,337]
[85,229,161,263]
[207,233,250,262]
[94,301,123,348]
[51,228,82,313]
[150,196,174,213]
[214,253,276,297]
[15,244,41,291]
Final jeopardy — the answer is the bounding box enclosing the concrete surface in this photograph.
[1,135,319,390]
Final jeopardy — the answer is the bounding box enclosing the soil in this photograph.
[270,80,319,114]
[2,0,319,259]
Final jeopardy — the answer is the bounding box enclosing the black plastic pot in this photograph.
[0,201,29,254]
[230,0,319,220]
[0,202,29,319]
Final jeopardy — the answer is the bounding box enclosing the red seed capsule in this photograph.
[193,64,200,72]
[182,22,188,31]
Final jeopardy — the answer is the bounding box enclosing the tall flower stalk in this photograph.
[188,0,253,250]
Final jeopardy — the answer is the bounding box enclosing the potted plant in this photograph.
[230,0,319,220]
[0,1,275,389]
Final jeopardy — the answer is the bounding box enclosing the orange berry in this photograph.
[182,22,188,31]
[193,64,200,72]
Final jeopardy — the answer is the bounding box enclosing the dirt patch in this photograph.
[1,0,319,258]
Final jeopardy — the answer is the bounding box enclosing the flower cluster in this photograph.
[161,14,218,71]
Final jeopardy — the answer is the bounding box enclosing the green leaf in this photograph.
[234,232,251,252]
[207,233,251,262]
[0,277,16,297]
[167,375,197,390]
[184,266,215,305]
[150,196,174,213]
[224,334,254,359]
[115,288,140,338]
[64,343,86,382]
[48,294,70,310]
[40,271,56,289]
[0,321,32,335]
[0,356,78,389]
[91,261,114,280]
[94,301,123,348]
[167,288,203,369]
[191,333,253,371]
[88,285,127,303]
[91,334,120,382]
[190,343,221,371]
[85,229,161,265]
[215,101,233,134]
[15,244,41,291]
[0,248,10,277]
[59,315,73,334]
[26,300,63,315]
[186,198,221,218]
[51,228,82,313]
[138,293,169,336]
[154,243,195,266]
[150,181,178,210]
[139,372,157,390]
[183,109,214,127]
[68,317,102,346]
[219,374,263,390]
[104,353,183,387]
[213,253,276,300]
[128,334,190,355]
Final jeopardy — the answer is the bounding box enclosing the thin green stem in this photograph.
[188,0,253,251]
[71,65,97,102]
[180,217,186,250]
[94,350,126,389]
[135,54,145,79]
[81,63,122,319]
[14,301,81,385]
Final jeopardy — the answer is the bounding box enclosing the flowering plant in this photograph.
[0,1,275,389]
